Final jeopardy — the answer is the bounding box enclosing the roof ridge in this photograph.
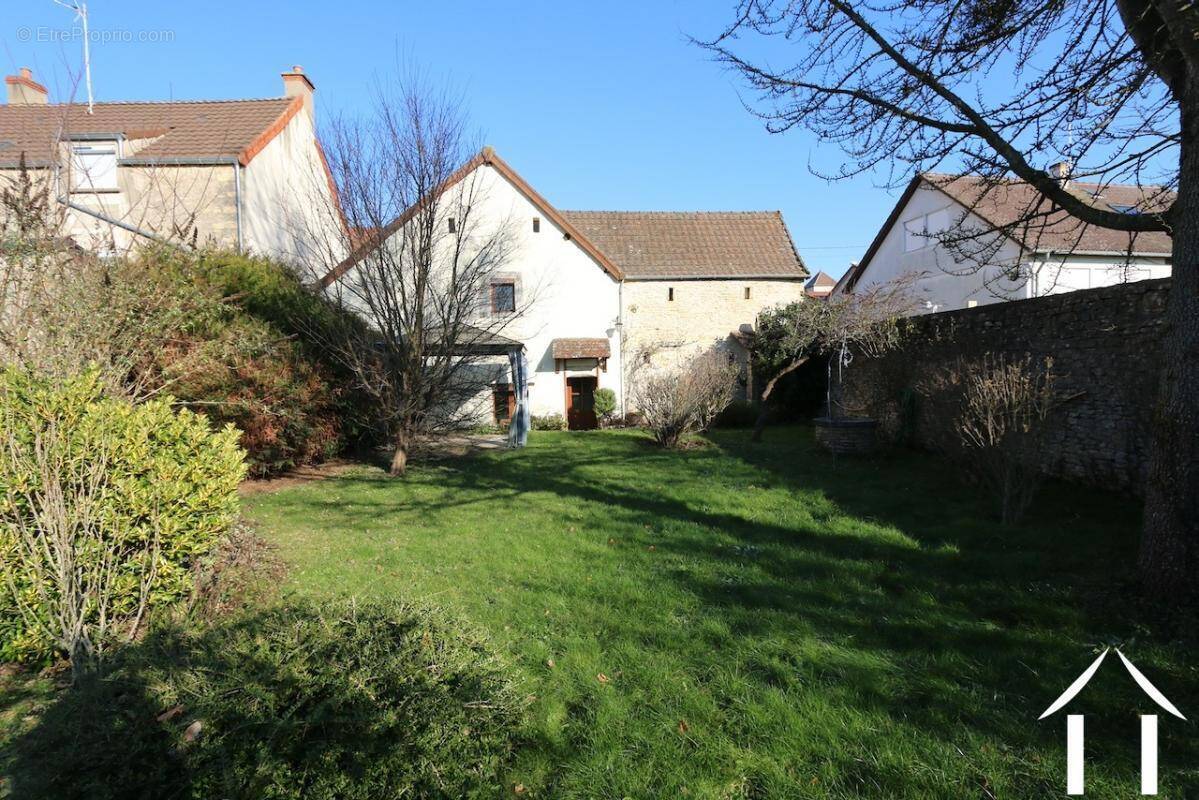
[559,209,782,215]
[918,170,1166,192]
[13,97,293,109]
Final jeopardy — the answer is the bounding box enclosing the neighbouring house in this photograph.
[321,147,808,429]
[804,270,836,299]
[834,170,1172,312]
[0,65,339,264]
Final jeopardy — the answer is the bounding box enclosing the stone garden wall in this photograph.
[843,278,1171,495]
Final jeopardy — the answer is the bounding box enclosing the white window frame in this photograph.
[69,140,120,192]
[903,217,927,252]
[903,207,952,252]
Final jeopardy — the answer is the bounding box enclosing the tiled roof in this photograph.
[806,271,836,288]
[559,211,807,280]
[321,149,808,288]
[551,338,611,359]
[0,98,298,167]
[924,173,1173,255]
[804,271,836,297]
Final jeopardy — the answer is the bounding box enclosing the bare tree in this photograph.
[308,75,525,475]
[954,354,1061,525]
[750,277,914,440]
[632,347,740,448]
[701,0,1197,599]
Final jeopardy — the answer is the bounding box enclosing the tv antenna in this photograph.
[53,0,94,113]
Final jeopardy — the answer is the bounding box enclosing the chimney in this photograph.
[1047,160,1072,186]
[281,65,315,120]
[6,67,48,105]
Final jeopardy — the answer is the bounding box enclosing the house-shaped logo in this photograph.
[1040,648,1185,795]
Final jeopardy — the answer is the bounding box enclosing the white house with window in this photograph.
[1,65,339,264]
[834,171,1172,311]
[321,148,809,429]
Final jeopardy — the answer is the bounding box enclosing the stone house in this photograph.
[835,171,1172,311]
[0,65,339,264]
[321,147,808,429]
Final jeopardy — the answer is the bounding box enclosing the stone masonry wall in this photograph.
[0,163,239,253]
[843,278,1170,495]
[622,278,806,401]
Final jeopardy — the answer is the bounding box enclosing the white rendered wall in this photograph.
[849,184,1027,313]
[242,109,344,268]
[851,183,1172,313]
[336,161,625,422]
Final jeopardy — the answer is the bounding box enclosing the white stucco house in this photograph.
[834,171,1172,311]
[0,65,340,264]
[320,147,808,429]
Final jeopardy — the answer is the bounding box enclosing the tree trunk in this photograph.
[751,355,810,442]
[390,430,411,476]
[1139,88,1199,601]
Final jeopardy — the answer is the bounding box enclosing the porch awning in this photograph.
[551,337,611,359]
[431,324,522,356]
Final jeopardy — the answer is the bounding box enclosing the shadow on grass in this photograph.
[7,600,520,800]
[270,426,1199,793]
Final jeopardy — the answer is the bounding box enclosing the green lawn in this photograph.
[243,426,1198,798]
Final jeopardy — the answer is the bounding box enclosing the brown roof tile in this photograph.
[559,211,807,280]
[0,98,298,166]
[924,173,1173,255]
[551,337,611,359]
[320,150,807,287]
[841,173,1173,294]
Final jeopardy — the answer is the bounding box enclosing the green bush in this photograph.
[11,600,524,799]
[135,248,377,476]
[0,369,246,664]
[593,388,617,422]
[530,413,567,431]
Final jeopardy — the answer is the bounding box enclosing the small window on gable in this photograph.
[903,216,927,252]
[70,140,119,192]
[491,281,516,314]
[744,287,752,300]
[904,209,951,251]
[532,217,541,233]
[448,217,457,233]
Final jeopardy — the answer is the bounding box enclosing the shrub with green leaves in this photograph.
[593,387,617,424]
[11,600,523,800]
[530,413,567,431]
[0,369,246,665]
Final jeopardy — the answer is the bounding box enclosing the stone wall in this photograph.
[1,163,239,254]
[843,278,1170,495]
[622,278,806,402]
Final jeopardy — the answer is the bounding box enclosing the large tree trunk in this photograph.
[1138,88,1199,601]
[390,429,412,476]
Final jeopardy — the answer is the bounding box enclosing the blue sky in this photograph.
[2,1,910,278]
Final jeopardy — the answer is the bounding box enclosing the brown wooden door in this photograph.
[492,383,515,425]
[565,376,598,430]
